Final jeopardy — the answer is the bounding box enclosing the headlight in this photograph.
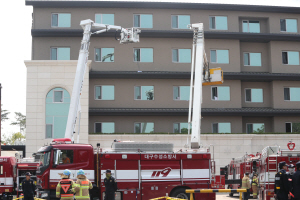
[41,193,48,198]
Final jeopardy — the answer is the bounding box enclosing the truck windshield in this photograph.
[36,152,51,168]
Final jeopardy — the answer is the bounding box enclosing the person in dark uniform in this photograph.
[274,161,290,200]
[21,172,35,200]
[287,164,295,199]
[292,162,300,200]
[104,169,118,200]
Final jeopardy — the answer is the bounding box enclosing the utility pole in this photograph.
[0,83,2,156]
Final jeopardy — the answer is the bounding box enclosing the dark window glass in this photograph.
[247,124,253,134]
[245,89,251,102]
[282,52,288,64]
[286,123,291,133]
[134,49,140,61]
[95,123,102,133]
[212,87,218,99]
[212,123,218,133]
[52,14,58,27]
[280,19,286,31]
[284,88,290,100]
[60,150,73,165]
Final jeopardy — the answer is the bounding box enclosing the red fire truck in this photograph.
[35,138,224,200]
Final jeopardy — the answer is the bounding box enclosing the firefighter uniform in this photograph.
[242,173,251,200]
[274,162,290,200]
[74,169,93,200]
[252,174,259,199]
[104,169,118,200]
[21,172,36,200]
[56,169,75,200]
[287,164,295,199]
[292,162,300,200]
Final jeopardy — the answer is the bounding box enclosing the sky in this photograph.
[0,0,300,137]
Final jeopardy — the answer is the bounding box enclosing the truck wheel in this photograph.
[229,192,234,197]
[171,188,190,200]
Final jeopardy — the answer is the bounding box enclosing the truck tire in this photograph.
[228,185,233,197]
[171,188,190,200]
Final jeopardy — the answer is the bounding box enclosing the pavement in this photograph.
[216,193,242,200]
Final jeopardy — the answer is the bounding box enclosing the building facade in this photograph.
[25,1,300,157]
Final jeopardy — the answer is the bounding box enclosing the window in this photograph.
[53,91,63,102]
[245,89,263,103]
[134,48,153,62]
[172,49,191,63]
[244,53,262,66]
[173,123,189,133]
[0,166,3,175]
[51,13,71,27]
[286,122,300,133]
[171,15,190,29]
[58,150,73,165]
[95,48,114,62]
[95,122,115,133]
[173,86,190,100]
[212,123,231,133]
[210,50,229,64]
[246,123,265,134]
[242,20,260,33]
[134,14,153,28]
[282,51,300,65]
[134,122,154,133]
[95,14,114,25]
[95,86,114,100]
[280,19,297,33]
[284,87,300,101]
[209,16,228,30]
[51,47,70,60]
[45,124,53,139]
[211,86,230,100]
[134,86,154,100]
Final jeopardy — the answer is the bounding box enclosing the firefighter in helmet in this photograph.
[242,172,251,200]
[74,169,93,200]
[292,162,300,200]
[252,173,259,199]
[56,169,75,200]
[104,169,118,200]
[287,164,295,199]
[274,161,290,200]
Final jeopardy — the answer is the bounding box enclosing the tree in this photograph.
[10,112,26,133]
[1,104,9,122]
[3,132,25,145]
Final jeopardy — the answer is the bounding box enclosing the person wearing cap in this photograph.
[242,172,251,200]
[252,173,259,199]
[56,169,75,200]
[287,164,295,199]
[104,169,118,200]
[20,172,36,200]
[74,169,93,200]
[292,162,300,200]
[274,161,290,200]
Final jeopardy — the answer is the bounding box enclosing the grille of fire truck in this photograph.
[112,142,174,152]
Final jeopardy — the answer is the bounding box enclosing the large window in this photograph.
[53,150,74,165]
[173,123,188,133]
[172,49,191,63]
[45,124,53,139]
[245,89,263,103]
[211,86,230,101]
[95,48,114,62]
[244,53,262,66]
[134,48,153,62]
[209,16,228,30]
[242,20,260,33]
[95,86,114,100]
[282,51,300,65]
[286,122,300,133]
[280,19,297,33]
[134,86,154,100]
[51,13,71,27]
[284,87,300,101]
[247,123,265,134]
[210,50,229,64]
[51,47,70,60]
[95,14,114,25]
[134,122,154,133]
[95,122,115,133]
[212,123,231,133]
[171,15,190,29]
[134,14,153,28]
[173,86,190,100]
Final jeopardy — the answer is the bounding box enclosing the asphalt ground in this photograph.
[216,193,243,200]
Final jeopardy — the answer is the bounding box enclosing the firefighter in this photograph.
[242,172,251,200]
[104,169,118,200]
[252,173,259,199]
[274,161,290,200]
[292,162,300,200]
[56,169,75,200]
[21,172,36,200]
[74,169,93,200]
[288,164,295,199]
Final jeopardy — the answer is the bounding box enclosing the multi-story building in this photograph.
[25,1,300,158]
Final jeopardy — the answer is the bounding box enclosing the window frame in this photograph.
[284,87,300,101]
[134,86,154,100]
[53,90,64,103]
[280,19,298,33]
[94,85,115,100]
[45,124,53,139]
[134,122,154,133]
[242,20,260,33]
[50,47,71,60]
[94,122,115,133]
[171,15,190,29]
[243,52,262,67]
[94,48,115,62]
[209,16,228,30]
[211,86,230,101]
[133,14,153,28]
[212,122,231,133]
[282,51,300,65]
[246,123,265,134]
[94,13,115,24]
[173,122,189,133]
[245,88,264,103]
[210,49,229,64]
[51,13,71,28]
[172,49,192,63]
[133,48,153,62]
[173,86,190,100]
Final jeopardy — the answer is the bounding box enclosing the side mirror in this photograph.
[53,164,57,168]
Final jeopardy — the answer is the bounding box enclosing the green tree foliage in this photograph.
[292,123,300,133]
[3,132,25,145]
[10,112,26,133]
[1,104,9,122]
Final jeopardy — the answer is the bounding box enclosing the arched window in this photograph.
[45,87,70,138]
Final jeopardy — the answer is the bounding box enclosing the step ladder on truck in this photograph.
[34,20,224,200]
